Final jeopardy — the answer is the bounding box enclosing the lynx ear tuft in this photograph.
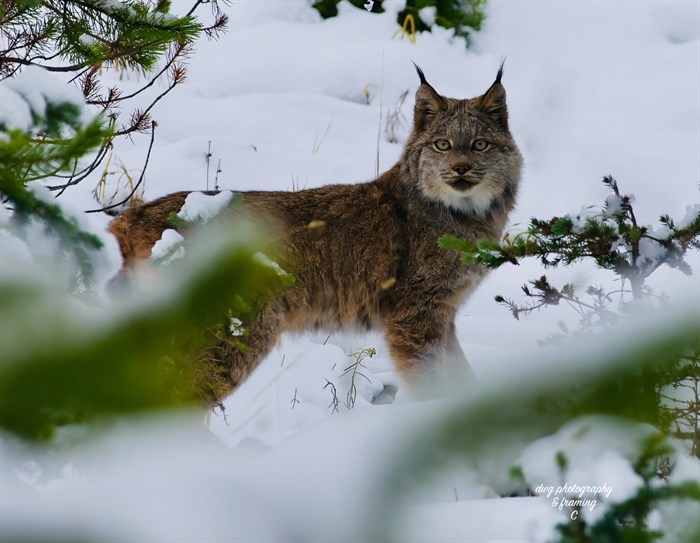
[494,58,505,84]
[477,60,509,130]
[412,61,428,86]
[412,63,447,130]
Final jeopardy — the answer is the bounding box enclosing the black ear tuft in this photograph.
[477,61,509,130]
[410,62,447,131]
[495,58,506,85]
[412,60,428,86]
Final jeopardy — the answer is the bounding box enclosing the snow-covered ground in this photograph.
[2,1,699,541]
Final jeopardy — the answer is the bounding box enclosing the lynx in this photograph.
[108,65,523,402]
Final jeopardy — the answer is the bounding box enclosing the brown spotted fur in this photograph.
[108,67,523,402]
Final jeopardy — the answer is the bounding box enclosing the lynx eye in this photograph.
[434,139,451,151]
[473,139,489,151]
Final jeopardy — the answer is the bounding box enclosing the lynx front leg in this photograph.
[444,324,478,388]
[385,309,477,400]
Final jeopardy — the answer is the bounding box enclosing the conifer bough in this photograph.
[440,176,700,299]
[0,0,228,285]
[0,0,206,75]
[0,0,227,194]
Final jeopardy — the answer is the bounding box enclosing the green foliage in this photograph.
[0,0,283,444]
[0,78,112,285]
[0,110,109,187]
[0,226,293,441]
[1,1,202,73]
[550,435,700,543]
[0,64,294,443]
[312,0,384,18]
[1,0,225,284]
[398,0,487,42]
[1,0,226,210]
[441,177,700,296]
[442,177,700,451]
[439,234,516,267]
[311,0,488,44]
[369,311,700,542]
[438,176,700,543]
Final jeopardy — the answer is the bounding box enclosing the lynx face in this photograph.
[405,67,522,216]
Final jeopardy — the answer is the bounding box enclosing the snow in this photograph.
[639,235,668,267]
[418,6,437,27]
[0,65,92,129]
[79,34,96,46]
[151,228,185,263]
[229,316,245,336]
[253,251,288,276]
[0,80,33,131]
[520,416,650,523]
[678,203,700,229]
[1,1,700,541]
[177,190,234,223]
[566,205,598,234]
[396,498,560,543]
[604,194,623,215]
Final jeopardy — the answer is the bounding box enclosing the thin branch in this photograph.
[85,120,157,213]
[50,143,112,194]
[90,43,187,105]
[112,68,180,137]
[0,55,89,72]
[186,0,206,17]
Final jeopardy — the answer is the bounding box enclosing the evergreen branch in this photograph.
[0,54,89,72]
[0,3,32,26]
[3,0,202,74]
[28,47,70,64]
[0,225,293,439]
[495,276,608,321]
[0,107,108,285]
[47,138,113,195]
[113,64,182,136]
[203,11,229,40]
[70,0,200,33]
[2,0,226,201]
[89,42,187,105]
[443,177,699,285]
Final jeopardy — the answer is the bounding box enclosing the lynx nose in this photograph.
[452,164,470,176]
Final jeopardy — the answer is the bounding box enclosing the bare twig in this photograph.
[85,120,157,213]
[341,347,376,409]
[205,140,212,190]
[323,379,340,414]
[214,159,222,190]
[213,401,229,425]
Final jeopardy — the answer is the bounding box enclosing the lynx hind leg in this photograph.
[385,310,476,400]
[202,301,284,404]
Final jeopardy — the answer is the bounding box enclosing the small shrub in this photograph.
[441,176,700,456]
[311,0,488,45]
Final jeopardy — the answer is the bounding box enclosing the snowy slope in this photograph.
[78,0,696,448]
[2,1,699,541]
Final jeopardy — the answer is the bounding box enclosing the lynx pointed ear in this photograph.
[412,62,447,129]
[477,61,509,129]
